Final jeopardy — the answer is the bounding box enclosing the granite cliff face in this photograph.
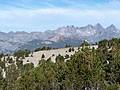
[0,23,120,53]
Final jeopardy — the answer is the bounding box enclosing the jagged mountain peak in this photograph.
[55,25,77,34]
[96,23,102,26]
[0,23,119,53]
[79,24,93,30]
[95,23,104,28]
[94,23,104,31]
[106,24,117,30]
[85,24,93,29]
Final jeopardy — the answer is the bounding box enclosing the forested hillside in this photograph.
[0,38,120,90]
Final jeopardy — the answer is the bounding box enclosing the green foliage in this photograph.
[0,59,5,69]
[1,38,120,89]
[22,63,34,74]
[65,54,69,59]
[16,59,23,70]
[81,40,90,47]
[68,47,75,52]
[68,48,72,52]
[14,49,30,58]
[6,64,19,90]
[71,47,74,51]
[41,54,45,58]
[56,54,64,63]
[0,53,4,58]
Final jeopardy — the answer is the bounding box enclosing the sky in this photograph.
[0,0,120,32]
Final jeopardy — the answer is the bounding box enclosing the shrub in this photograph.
[41,54,45,58]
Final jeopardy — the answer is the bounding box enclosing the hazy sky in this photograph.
[0,0,120,32]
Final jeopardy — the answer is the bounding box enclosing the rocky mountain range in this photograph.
[0,23,120,53]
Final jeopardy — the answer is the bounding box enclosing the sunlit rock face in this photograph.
[0,24,120,53]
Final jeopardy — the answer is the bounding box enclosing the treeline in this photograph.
[34,46,52,52]
[0,38,120,89]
